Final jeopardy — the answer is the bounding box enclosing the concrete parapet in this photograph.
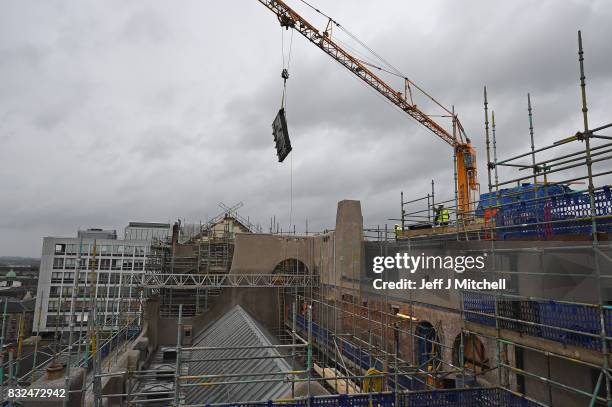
[334,200,364,289]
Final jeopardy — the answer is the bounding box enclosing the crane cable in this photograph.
[281,27,294,108]
[281,26,295,233]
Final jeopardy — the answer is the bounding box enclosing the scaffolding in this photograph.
[4,30,611,407]
[148,205,257,317]
[392,30,612,406]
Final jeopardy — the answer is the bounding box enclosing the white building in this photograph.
[33,223,170,335]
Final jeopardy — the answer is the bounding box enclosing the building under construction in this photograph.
[7,111,612,406]
[147,204,259,317]
[2,3,612,407]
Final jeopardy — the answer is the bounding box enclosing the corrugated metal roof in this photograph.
[185,305,292,404]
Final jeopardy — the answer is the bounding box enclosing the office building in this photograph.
[33,223,170,336]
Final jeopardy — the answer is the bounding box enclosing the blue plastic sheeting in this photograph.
[415,323,438,367]
[476,184,571,217]
[98,327,140,359]
[406,388,541,407]
[464,292,496,327]
[489,186,612,240]
[79,326,140,368]
[209,388,544,407]
[464,293,609,351]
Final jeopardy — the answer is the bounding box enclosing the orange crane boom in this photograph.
[257,0,479,215]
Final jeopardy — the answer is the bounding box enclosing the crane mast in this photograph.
[257,0,479,215]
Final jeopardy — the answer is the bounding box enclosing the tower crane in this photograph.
[256,0,479,216]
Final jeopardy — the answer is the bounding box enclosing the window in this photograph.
[110,273,121,284]
[341,294,354,303]
[54,243,66,255]
[47,300,59,312]
[46,316,61,327]
[113,245,124,256]
[134,260,144,271]
[60,300,73,312]
[97,273,109,284]
[80,244,90,256]
[66,244,78,255]
[76,313,89,322]
[135,246,145,257]
[77,287,91,297]
[53,258,64,269]
[123,246,134,257]
[111,259,122,270]
[99,245,112,256]
[51,272,62,283]
[100,259,111,270]
[122,260,133,271]
[79,258,89,270]
[65,258,76,269]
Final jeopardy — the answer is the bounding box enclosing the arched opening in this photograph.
[452,333,488,374]
[273,258,308,275]
[414,321,441,371]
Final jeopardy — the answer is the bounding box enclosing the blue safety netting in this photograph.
[463,293,609,351]
[211,388,544,407]
[476,184,571,217]
[479,185,612,240]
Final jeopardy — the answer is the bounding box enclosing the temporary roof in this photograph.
[185,305,292,404]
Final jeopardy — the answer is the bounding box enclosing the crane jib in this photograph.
[260,0,457,147]
[258,0,479,213]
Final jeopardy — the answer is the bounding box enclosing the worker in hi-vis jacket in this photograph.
[434,204,450,226]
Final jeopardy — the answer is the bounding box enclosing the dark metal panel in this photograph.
[272,108,292,163]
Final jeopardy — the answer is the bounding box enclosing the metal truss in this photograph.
[140,273,319,289]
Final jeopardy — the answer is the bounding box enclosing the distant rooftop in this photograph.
[77,228,117,240]
[0,296,35,313]
[127,222,171,229]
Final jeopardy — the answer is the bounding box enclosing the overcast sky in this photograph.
[1,0,611,256]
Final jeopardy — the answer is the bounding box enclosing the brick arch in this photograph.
[273,258,309,274]
[452,333,487,372]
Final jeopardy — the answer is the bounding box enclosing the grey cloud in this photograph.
[120,8,171,45]
[0,0,611,256]
[0,43,48,71]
